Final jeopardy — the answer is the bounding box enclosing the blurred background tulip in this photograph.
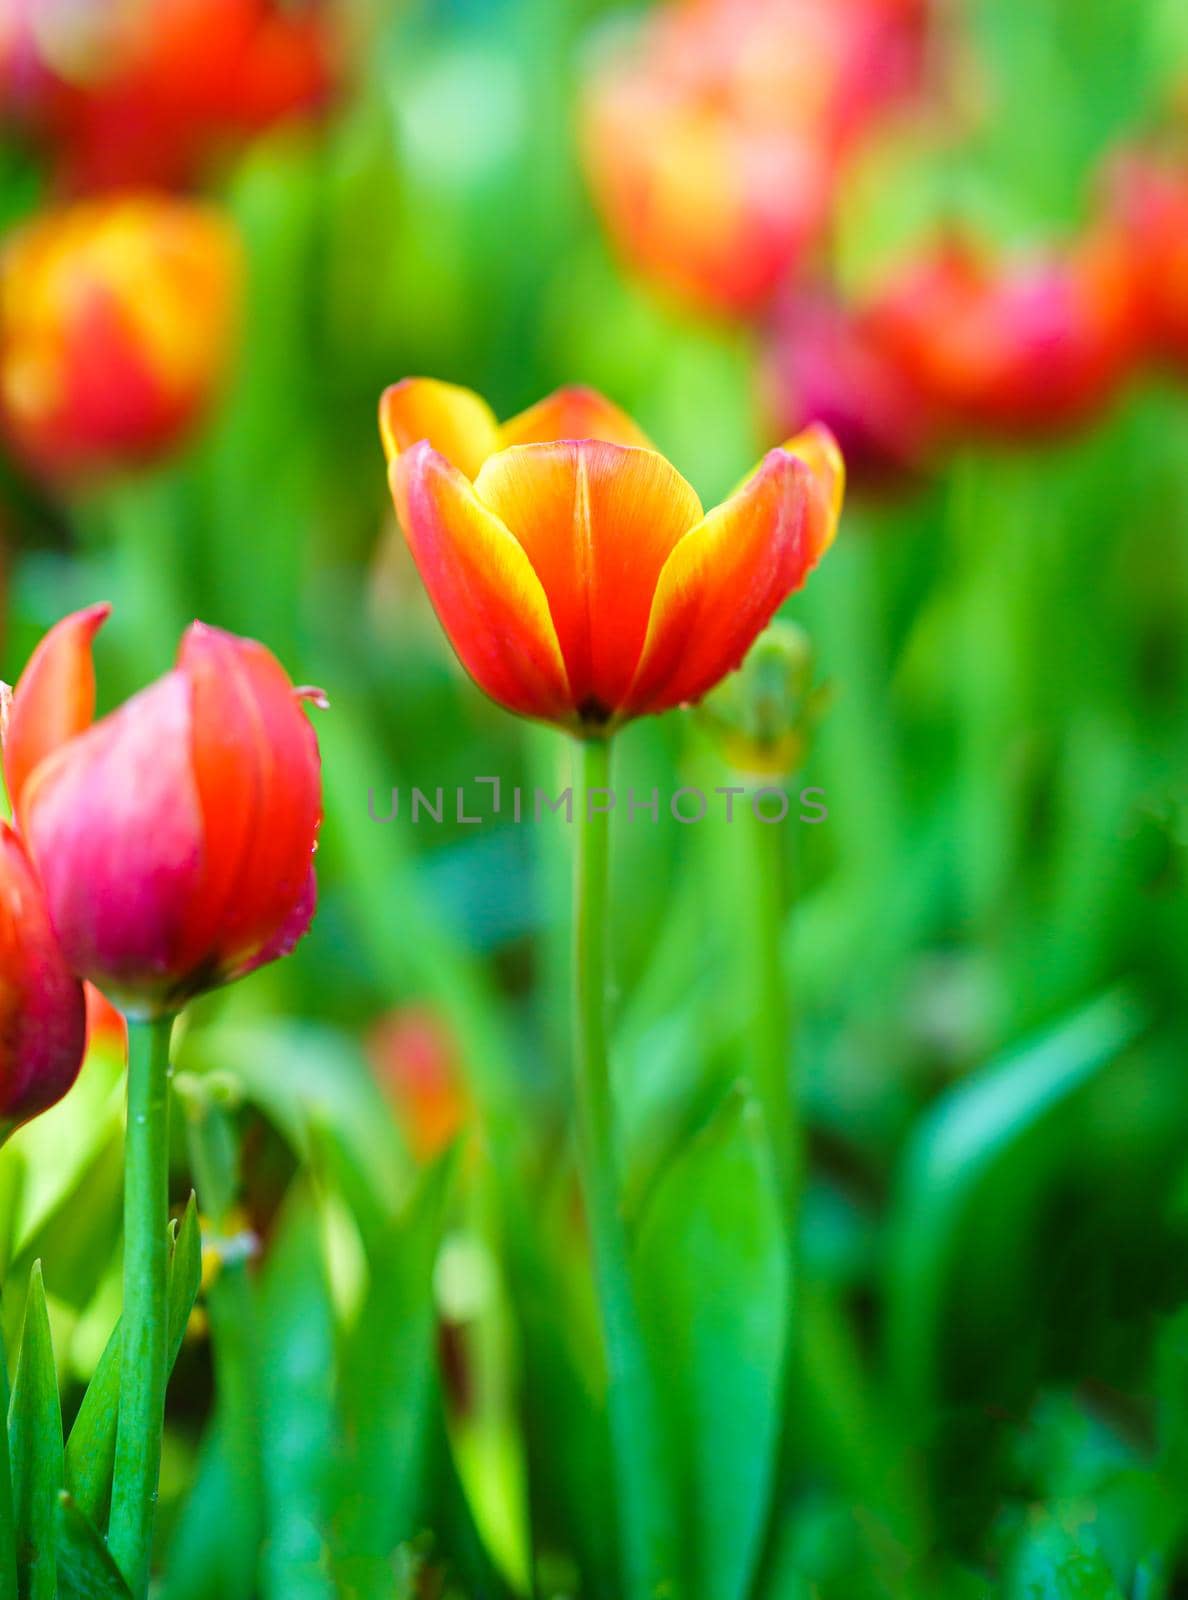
[1098,145,1188,366]
[0,0,338,191]
[581,0,934,316]
[0,193,241,481]
[368,1004,469,1162]
[862,229,1142,439]
[763,282,938,488]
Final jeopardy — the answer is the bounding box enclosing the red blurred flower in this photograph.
[1098,148,1188,368]
[581,0,930,316]
[0,0,336,191]
[2,604,324,1018]
[368,1006,469,1163]
[0,193,241,481]
[379,380,844,733]
[863,231,1141,439]
[0,821,87,1136]
[764,283,938,489]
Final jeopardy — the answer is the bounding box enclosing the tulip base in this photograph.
[108,1014,175,1599]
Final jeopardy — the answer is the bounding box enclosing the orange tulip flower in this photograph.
[0,194,241,481]
[2,605,323,1018]
[379,381,843,733]
[0,821,87,1137]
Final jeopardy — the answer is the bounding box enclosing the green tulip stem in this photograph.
[108,1013,175,1598]
[572,735,675,1600]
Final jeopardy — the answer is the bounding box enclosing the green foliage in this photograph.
[65,1198,202,1529]
[9,1264,62,1600]
[56,1495,131,1600]
[636,1093,790,1600]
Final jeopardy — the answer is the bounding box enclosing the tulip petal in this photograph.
[20,674,206,1013]
[231,865,318,982]
[499,385,655,451]
[781,422,846,551]
[379,379,501,479]
[473,441,703,716]
[626,440,841,714]
[2,603,110,816]
[0,823,87,1127]
[391,442,574,723]
[176,623,321,978]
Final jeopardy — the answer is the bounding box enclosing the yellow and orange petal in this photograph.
[380,380,657,479]
[391,442,574,723]
[499,386,655,452]
[473,441,703,717]
[379,378,501,479]
[626,444,831,715]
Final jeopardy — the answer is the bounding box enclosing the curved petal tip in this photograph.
[3,602,113,816]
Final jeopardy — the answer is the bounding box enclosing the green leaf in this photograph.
[0,1311,17,1598]
[8,1262,62,1600]
[885,991,1145,1419]
[256,1183,338,1600]
[635,1092,790,1600]
[65,1196,202,1527]
[4,1137,123,1352]
[55,1494,130,1600]
[502,1181,617,1600]
[337,1153,454,1583]
[160,1426,239,1600]
[176,1023,406,1237]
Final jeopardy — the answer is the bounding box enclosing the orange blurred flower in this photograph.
[0,821,87,1136]
[2,604,324,1018]
[0,0,336,191]
[0,193,241,481]
[1098,148,1188,368]
[863,232,1140,439]
[764,283,938,489]
[368,1006,469,1163]
[379,380,843,734]
[581,0,930,316]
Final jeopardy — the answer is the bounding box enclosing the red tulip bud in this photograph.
[0,822,87,1137]
[3,607,323,1018]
